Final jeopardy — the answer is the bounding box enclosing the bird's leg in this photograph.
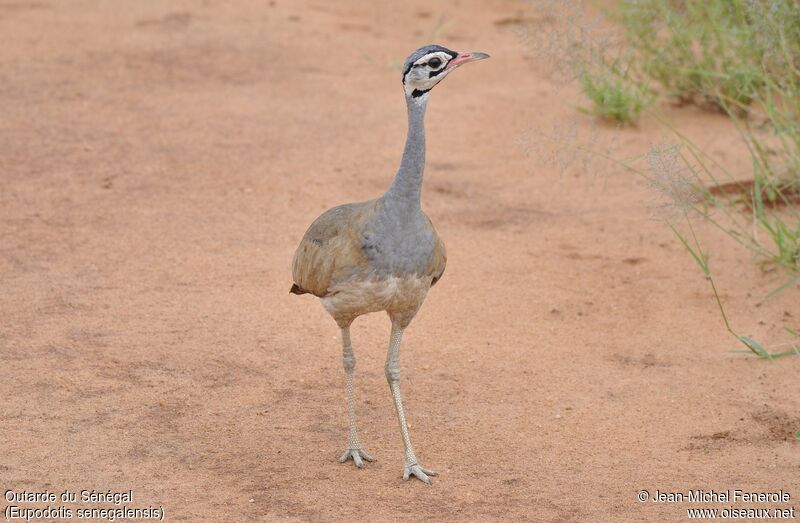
[337,326,374,468]
[385,323,437,484]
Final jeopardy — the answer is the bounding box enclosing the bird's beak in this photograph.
[446,51,490,70]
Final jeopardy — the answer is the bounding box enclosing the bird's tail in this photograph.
[289,283,308,295]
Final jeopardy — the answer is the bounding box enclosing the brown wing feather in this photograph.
[424,214,447,286]
[291,200,377,297]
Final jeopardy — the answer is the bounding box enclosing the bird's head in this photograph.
[402,44,490,101]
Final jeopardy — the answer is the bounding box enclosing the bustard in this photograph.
[290,45,489,484]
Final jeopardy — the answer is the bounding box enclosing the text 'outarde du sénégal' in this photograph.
[5,489,133,504]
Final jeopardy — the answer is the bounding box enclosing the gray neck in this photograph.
[384,95,428,213]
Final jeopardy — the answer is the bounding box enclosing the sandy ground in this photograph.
[1,1,798,521]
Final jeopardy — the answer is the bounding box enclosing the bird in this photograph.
[290,44,489,484]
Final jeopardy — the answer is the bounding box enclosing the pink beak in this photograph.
[446,51,491,70]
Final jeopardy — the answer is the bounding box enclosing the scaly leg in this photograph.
[385,323,437,484]
[337,327,374,468]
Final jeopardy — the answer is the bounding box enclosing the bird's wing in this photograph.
[424,215,447,286]
[291,200,377,297]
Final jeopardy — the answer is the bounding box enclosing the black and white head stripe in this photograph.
[401,44,459,98]
[402,45,458,78]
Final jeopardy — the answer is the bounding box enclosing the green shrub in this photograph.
[579,68,650,123]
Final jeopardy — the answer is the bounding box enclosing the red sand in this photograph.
[1,1,797,521]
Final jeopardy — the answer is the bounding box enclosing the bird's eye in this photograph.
[428,58,442,69]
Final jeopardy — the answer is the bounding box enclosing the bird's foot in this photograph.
[403,462,438,484]
[338,447,374,468]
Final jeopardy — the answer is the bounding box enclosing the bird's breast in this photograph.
[360,222,436,276]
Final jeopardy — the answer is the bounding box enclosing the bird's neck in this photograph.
[384,95,428,214]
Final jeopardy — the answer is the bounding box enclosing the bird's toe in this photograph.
[338,448,374,468]
[403,463,437,484]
